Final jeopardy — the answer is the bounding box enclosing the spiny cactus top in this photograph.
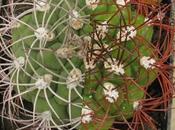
[0,0,166,129]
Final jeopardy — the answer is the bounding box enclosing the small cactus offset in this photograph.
[0,0,174,130]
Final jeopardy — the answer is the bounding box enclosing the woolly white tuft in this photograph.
[35,79,49,89]
[35,74,52,89]
[140,56,156,69]
[35,27,54,41]
[103,82,119,103]
[133,101,139,110]
[56,47,74,59]
[94,21,108,40]
[104,58,125,75]
[40,111,52,121]
[84,58,96,70]
[133,101,142,110]
[116,26,137,42]
[66,68,83,89]
[69,10,84,30]
[35,0,50,11]
[86,0,99,10]
[81,105,93,124]
[13,56,25,69]
[116,0,130,6]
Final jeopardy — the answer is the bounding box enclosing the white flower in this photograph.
[140,56,156,69]
[69,10,84,30]
[81,105,93,124]
[104,58,125,75]
[103,82,119,103]
[94,21,108,40]
[116,26,137,42]
[116,0,130,6]
[66,68,84,89]
[86,0,99,10]
[13,56,25,69]
[35,74,52,89]
[35,0,50,11]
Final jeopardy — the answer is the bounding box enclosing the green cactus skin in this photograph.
[9,0,158,129]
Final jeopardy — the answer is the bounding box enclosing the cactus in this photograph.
[0,0,173,130]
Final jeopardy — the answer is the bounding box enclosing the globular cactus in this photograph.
[0,0,173,130]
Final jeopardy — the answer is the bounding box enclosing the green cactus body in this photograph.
[10,0,158,129]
